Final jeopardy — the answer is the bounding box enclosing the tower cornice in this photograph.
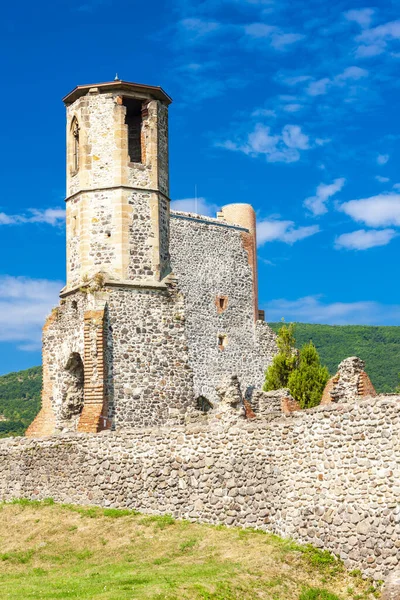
[63,80,172,106]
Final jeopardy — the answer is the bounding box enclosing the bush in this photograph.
[263,323,298,391]
[264,324,329,408]
[288,342,330,409]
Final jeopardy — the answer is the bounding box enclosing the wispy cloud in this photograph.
[244,23,305,50]
[0,208,65,227]
[305,66,368,97]
[335,228,397,250]
[356,19,400,58]
[375,175,390,183]
[340,193,400,227]
[0,276,62,350]
[344,8,375,29]
[265,294,400,325]
[304,178,346,216]
[257,219,320,245]
[171,197,219,217]
[377,153,390,165]
[219,123,312,163]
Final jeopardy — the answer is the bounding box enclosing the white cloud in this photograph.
[306,77,331,97]
[0,276,62,350]
[335,228,397,250]
[340,193,400,227]
[265,295,400,325]
[282,103,303,113]
[0,207,65,227]
[257,219,320,245]
[336,66,369,81]
[375,175,390,183]
[281,124,309,149]
[344,8,375,29]
[179,18,220,39]
[304,178,346,216]
[305,66,368,97]
[219,122,311,163]
[171,197,218,217]
[251,108,276,117]
[377,153,389,165]
[243,23,304,50]
[280,74,312,86]
[356,20,400,57]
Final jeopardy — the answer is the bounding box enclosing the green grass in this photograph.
[0,501,381,599]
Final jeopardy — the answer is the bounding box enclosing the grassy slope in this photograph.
[0,501,380,600]
[269,323,400,394]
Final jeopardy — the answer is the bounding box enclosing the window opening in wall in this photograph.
[196,396,213,413]
[216,295,228,314]
[218,334,227,351]
[71,300,78,310]
[123,98,143,164]
[72,118,80,173]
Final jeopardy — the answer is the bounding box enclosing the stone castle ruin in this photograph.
[1,80,399,586]
[26,79,277,437]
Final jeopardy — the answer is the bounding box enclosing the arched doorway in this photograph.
[61,353,84,421]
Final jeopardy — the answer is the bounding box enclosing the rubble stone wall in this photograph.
[7,396,400,580]
[105,285,195,428]
[170,212,277,403]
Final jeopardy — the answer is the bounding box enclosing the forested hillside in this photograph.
[269,323,400,393]
[0,366,41,438]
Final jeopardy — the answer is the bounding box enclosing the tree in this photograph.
[263,323,298,391]
[263,324,329,409]
[287,341,330,409]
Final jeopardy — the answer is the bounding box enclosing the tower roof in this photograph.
[63,80,172,106]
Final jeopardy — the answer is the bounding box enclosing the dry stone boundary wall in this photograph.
[1,395,399,580]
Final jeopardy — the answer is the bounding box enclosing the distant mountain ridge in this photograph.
[269,323,400,393]
[0,323,399,437]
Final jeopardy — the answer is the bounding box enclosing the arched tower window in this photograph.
[71,118,80,173]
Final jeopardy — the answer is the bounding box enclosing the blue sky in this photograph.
[1,0,400,374]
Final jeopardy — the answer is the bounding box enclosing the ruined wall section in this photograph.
[7,396,400,580]
[104,285,195,428]
[27,295,87,436]
[170,212,276,403]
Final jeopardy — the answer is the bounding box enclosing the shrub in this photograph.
[288,342,330,409]
[263,323,298,391]
[264,325,329,408]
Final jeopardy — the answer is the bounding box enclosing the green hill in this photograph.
[0,366,41,438]
[269,323,400,394]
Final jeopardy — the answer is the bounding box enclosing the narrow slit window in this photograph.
[218,334,227,351]
[124,98,143,163]
[72,118,80,173]
[216,295,228,314]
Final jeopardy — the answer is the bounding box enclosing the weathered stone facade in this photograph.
[6,395,400,580]
[169,211,277,404]
[28,79,277,436]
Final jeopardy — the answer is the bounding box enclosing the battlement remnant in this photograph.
[321,356,377,406]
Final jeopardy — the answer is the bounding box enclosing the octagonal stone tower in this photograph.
[64,80,172,289]
[27,80,195,437]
